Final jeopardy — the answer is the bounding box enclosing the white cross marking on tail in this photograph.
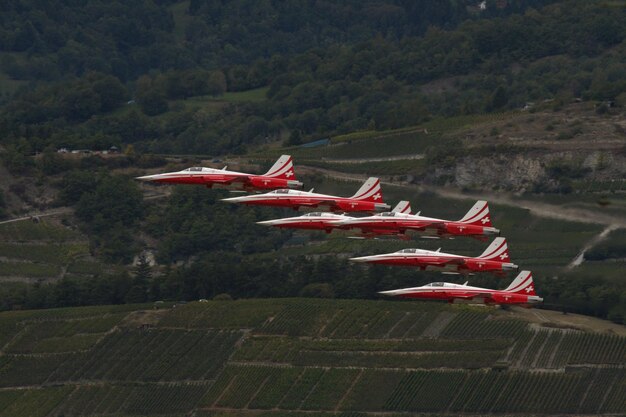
[499,254,507,260]
[525,286,533,293]
[373,193,381,200]
[481,217,490,224]
[285,171,293,177]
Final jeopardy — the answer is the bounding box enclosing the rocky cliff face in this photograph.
[429,149,625,193]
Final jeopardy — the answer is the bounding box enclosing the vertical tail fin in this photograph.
[391,200,411,214]
[504,271,536,295]
[264,155,296,180]
[478,237,510,262]
[459,200,492,227]
[350,177,383,202]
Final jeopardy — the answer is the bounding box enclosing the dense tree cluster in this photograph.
[0,0,556,81]
[1,1,624,157]
[59,170,145,263]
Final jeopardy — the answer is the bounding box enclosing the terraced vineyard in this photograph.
[0,299,624,417]
[0,219,109,283]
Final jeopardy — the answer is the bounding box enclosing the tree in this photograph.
[126,252,152,303]
[91,74,128,112]
[37,147,71,175]
[139,89,168,116]
[134,252,153,284]
[287,129,302,146]
[207,71,227,96]
[59,170,98,205]
[61,86,101,121]
[75,175,143,230]
[487,85,509,111]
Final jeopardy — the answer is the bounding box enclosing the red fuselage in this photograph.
[380,282,542,306]
[340,215,499,240]
[223,190,391,213]
[137,169,302,191]
[351,250,518,276]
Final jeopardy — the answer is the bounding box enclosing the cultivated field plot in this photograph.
[0,220,105,282]
[0,299,624,416]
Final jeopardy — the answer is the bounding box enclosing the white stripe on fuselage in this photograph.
[160,168,249,178]
[387,283,499,295]
[271,214,348,223]
[236,190,349,200]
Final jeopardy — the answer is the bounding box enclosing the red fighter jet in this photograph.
[256,201,411,233]
[350,237,518,276]
[222,177,391,213]
[337,200,499,240]
[136,155,303,191]
[379,270,543,306]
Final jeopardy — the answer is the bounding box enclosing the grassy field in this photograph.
[0,300,623,416]
[253,111,518,161]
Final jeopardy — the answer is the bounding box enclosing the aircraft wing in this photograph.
[295,200,321,207]
[423,257,466,266]
[204,175,240,184]
[417,221,446,230]
[402,220,445,231]
[453,292,493,300]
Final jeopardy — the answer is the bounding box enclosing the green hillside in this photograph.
[0,300,624,417]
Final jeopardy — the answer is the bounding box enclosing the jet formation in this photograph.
[138,155,542,307]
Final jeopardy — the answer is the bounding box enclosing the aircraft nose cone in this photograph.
[256,219,280,226]
[136,174,157,181]
[221,197,246,203]
[349,256,374,263]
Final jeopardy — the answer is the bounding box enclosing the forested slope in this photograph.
[1,0,624,155]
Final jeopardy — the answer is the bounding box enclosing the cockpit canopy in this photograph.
[426,282,446,287]
[271,189,292,194]
[303,212,335,217]
[184,167,207,172]
[378,212,396,217]
[398,248,418,254]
